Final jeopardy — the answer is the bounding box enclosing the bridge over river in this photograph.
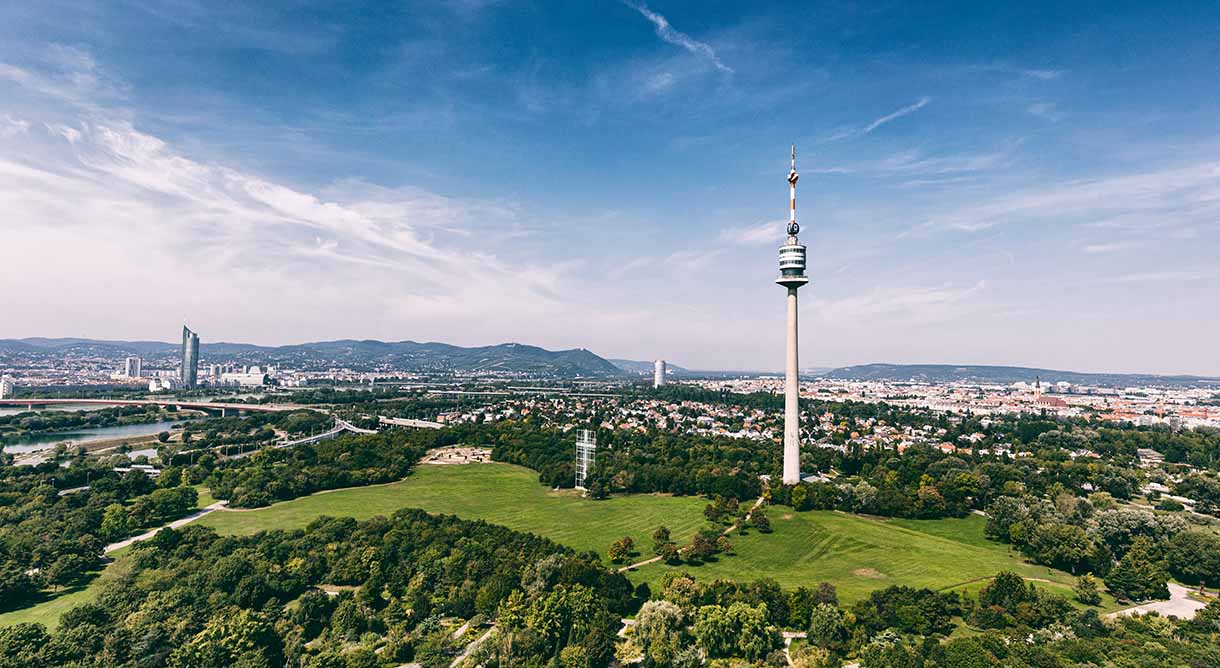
[0,397,309,416]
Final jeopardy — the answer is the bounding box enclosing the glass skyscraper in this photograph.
[181,325,200,389]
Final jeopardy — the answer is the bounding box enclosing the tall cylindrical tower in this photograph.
[653,359,667,388]
[776,145,808,485]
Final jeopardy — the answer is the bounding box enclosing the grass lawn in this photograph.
[633,510,1083,604]
[194,485,217,508]
[3,464,1096,628]
[195,463,710,558]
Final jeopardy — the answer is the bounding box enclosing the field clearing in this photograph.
[633,510,1082,604]
[5,463,1094,628]
[195,463,710,557]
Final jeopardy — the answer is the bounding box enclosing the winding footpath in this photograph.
[103,501,229,554]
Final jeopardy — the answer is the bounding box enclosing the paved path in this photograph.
[103,501,228,554]
[1106,582,1210,620]
[782,630,807,667]
[449,625,495,667]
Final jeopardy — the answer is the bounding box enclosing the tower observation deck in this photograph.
[777,145,807,485]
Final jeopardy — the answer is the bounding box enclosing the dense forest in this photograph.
[619,569,1220,667]
[0,461,198,611]
[0,510,636,668]
[477,419,770,500]
[200,429,445,507]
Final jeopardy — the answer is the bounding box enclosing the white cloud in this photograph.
[717,220,783,246]
[624,1,733,73]
[862,97,930,134]
[1081,240,1144,254]
[0,114,29,137]
[813,280,987,325]
[819,97,931,144]
[920,160,1220,234]
[1094,270,1215,285]
[1027,101,1065,122]
[664,248,722,270]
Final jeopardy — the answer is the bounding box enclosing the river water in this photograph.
[1,420,183,454]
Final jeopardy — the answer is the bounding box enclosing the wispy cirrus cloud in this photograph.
[820,97,930,143]
[907,160,1220,235]
[812,280,987,325]
[1027,101,1065,122]
[1082,240,1145,254]
[1093,269,1215,285]
[863,97,930,133]
[717,220,783,246]
[623,1,733,73]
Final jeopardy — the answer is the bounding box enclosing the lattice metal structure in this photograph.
[574,429,597,490]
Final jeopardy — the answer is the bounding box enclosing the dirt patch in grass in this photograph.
[854,568,887,580]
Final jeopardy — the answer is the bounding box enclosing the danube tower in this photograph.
[776,145,808,485]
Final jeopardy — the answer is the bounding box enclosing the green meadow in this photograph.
[4,462,1099,628]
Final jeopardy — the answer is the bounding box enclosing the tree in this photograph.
[608,537,634,564]
[0,563,38,613]
[940,637,999,668]
[1166,531,1220,587]
[728,602,780,661]
[1105,536,1170,602]
[634,600,687,667]
[100,503,132,541]
[157,431,171,443]
[1026,523,1094,573]
[715,535,733,555]
[692,605,735,658]
[652,526,671,551]
[806,603,846,652]
[748,506,771,533]
[167,608,281,668]
[1074,574,1102,606]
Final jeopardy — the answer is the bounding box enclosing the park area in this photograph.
[3,462,1102,629]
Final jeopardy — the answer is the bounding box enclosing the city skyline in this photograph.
[2,2,1219,375]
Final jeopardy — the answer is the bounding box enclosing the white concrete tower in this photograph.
[776,144,808,485]
[653,360,667,388]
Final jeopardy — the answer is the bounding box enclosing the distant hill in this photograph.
[824,363,1220,388]
[608,359,690,376]
[0,338,624,377]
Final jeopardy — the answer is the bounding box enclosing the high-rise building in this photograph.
[653,359,667,388]
[124,356,143,378]
[181,325,200,389]
[0,375,14,400]
[776,145,808,485]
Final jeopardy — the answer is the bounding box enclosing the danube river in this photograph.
[1,420,183,454]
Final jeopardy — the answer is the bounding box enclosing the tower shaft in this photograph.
[783,286,801,484]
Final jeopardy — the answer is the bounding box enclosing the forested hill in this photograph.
[0,338,624,377]
[824,363,1220,388]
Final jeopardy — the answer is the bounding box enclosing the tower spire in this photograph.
[788,144,800,237]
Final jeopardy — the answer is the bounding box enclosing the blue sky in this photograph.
[1,1,1218,374]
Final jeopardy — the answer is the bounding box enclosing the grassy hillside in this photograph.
[635,510,1083,603]
[5,463,1102,629]
[196,463,709,557]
